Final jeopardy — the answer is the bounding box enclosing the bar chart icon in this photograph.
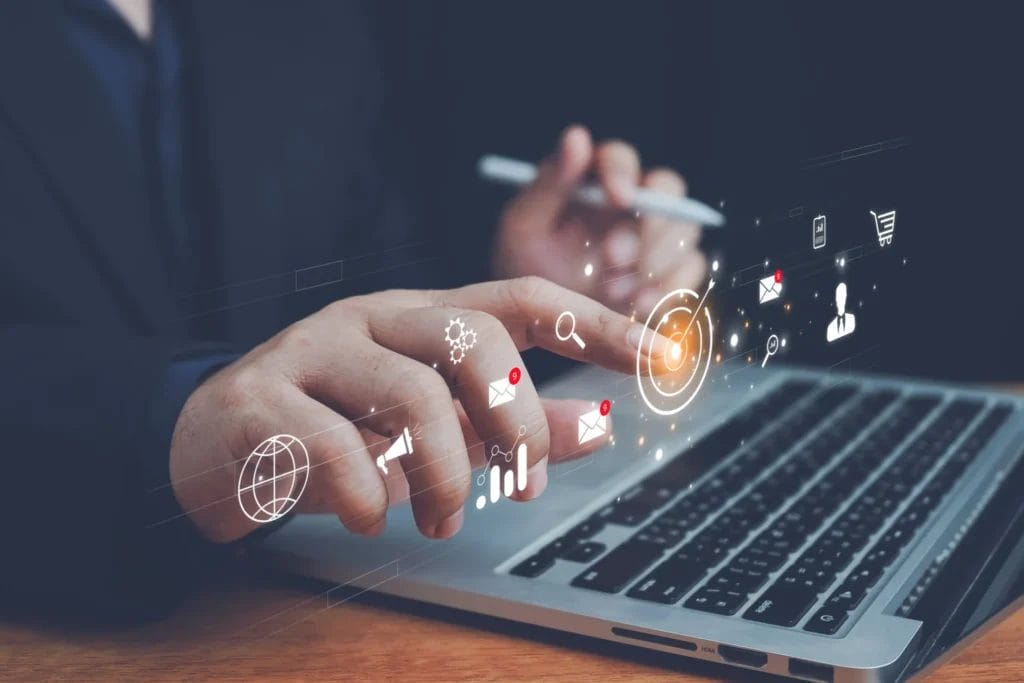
[475,443,527,510]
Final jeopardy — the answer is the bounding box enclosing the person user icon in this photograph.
[826,282,856,342]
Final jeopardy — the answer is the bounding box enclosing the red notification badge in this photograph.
[774,269,783,283]
[599,399,611,416]
[508,367,522,385]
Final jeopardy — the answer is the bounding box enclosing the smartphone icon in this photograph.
[812,214,827,250]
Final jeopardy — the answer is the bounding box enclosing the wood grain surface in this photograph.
[1,564,1021,681]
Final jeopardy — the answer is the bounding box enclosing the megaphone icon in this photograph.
[376,426,413,475]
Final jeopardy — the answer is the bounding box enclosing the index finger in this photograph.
[431,277,673,374]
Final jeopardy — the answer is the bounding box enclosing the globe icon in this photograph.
[237,434,310,524]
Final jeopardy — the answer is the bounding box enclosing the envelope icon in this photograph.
[758,274,782,304]
[488,377,516,408]
[578,409,608,445]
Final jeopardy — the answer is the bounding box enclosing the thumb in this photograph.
[503,125,593,236]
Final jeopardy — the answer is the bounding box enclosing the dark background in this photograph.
[354,1,1023,383]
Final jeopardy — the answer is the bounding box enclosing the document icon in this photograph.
[488,376,516,408]
[758,272,783,304]
[577,408,608,445]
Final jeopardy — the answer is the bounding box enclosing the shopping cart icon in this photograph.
[870,209,896,246]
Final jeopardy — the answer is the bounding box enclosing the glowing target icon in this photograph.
[636,285,715,416]
[237,434,310,524]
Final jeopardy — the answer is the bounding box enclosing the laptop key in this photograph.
[744,583,818,627]
[826,581,867,611]
[571,540,664,593]
[710,566,769,594]
[562,541,606,563]
[633,523,685,548]
[566,518,605,540]
[596,501,653,527]
[628,558,707,604]
[672,542,726,569]
[843,563,884,592]
[685,587,747,615]
[538,536,578,559]
[780,565,835,594]
[804,606,848,635]
[734,547,787,572]
[511,554,555,578]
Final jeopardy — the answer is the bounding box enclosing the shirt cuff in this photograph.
[142,351,239,529]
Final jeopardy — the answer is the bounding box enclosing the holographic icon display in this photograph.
[870,209,896,246]
[444,317,477,365]
[636,281,715,417]
[578,399,611,445]
[376,426,414,475]
[826,282,857,342]
[237,434,310,524]
[762,334,780,368]
[555,310,586,349]
[475,425,528,510]
[813,214,827,250]
[758,270,783,304]
[488,367,521,409]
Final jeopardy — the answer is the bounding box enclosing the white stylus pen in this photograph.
[477,155,726,227]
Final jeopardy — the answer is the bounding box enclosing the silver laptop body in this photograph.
[259,363,1024,682]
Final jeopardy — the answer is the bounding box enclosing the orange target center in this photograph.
[665,331,687,371]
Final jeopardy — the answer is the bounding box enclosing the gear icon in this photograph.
[460,329,478,350]
[449,344,466,365]
[444,318,466,346]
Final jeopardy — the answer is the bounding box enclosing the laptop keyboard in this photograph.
[510,379,1013,635]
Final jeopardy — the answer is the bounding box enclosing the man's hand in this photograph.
[494,125,707,316]
[169,278,669,544]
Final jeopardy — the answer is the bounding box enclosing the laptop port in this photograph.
[789,657,834,682]
[718,644,768,668]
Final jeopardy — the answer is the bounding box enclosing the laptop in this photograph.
[258,362,1024,682]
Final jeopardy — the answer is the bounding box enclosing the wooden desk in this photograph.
[2,566,1022,681]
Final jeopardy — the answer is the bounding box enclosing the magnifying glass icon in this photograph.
[761,334,780,368]
[555,311,586,350]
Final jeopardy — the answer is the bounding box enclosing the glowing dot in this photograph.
[638,436,646,446]
[584,262,594,277]
[729,333,738,348]
[764,259,769,267]
[781,338,787,348]
[839,257,846,267]
[679,239,685,247]
[475,496,486,510]
[712,259,720,272]
[584,240,591,248]
[370,406,376,413]
[671,343,682,362]
[258,475,264,481]
[755,217,761,226]
[655,448,664,461]
[670,423,677,431]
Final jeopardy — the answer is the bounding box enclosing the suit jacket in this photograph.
[0,0,437,620]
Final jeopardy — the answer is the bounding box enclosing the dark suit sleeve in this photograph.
[0,324,232,621]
